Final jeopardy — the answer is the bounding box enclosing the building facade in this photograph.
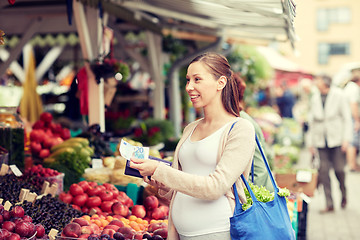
[282,0,360,77]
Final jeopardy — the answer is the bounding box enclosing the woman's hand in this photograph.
[130,157,160,177]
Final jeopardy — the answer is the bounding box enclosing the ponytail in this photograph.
[190,52,246,117]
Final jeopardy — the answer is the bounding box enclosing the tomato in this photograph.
[100,200,114,212]
[78,181,90,192]
[99,190,114,201]
[72,193,89,207]
[86,196,102,208]
[69,184,84,196]
[96,185,106,192]
[102,183,119,199]
[59,192,73,204]
[88,182,98,188]
[87,186,101,196]
[72,204,81,211]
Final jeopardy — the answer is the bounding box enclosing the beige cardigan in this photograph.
[152,118,256,240]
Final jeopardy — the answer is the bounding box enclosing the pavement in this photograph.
[295,149,360,240]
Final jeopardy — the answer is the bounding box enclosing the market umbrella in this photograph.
[19,48,43,123]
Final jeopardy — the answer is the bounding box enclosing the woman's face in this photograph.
[186,61,222,108]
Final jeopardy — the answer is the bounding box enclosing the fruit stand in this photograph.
[0,106,306,240]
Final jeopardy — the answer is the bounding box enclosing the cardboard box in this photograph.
[275,171,318,197]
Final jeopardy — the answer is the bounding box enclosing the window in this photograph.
[318,43,350,64]
[317,7,351,31]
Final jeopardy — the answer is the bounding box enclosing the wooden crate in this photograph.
[275,171,318,197]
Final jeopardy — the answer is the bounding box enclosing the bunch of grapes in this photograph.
[0,174,41,203]
[19,195,84,233]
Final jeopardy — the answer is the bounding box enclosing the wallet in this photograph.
[124,155,172,178]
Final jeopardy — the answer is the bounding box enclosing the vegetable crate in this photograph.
[275,171,318,197]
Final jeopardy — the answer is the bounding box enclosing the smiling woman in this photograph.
[129,52,256,240]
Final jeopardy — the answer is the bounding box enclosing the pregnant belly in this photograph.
[171,192,232,236]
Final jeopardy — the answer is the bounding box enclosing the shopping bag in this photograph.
[230,135,296,240]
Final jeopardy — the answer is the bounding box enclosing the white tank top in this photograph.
[171,123,232,236]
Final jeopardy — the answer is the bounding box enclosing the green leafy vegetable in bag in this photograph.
[242,182,290,211]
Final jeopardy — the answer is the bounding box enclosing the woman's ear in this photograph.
[217,76,227,91]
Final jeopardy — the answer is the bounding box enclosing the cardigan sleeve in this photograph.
[152,118,255,200]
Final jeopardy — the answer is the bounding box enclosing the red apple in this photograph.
[72,218,89,227]
[144,196,159,211]
[51,137,64,147]
[131,205,146,219]
[2,221,16,232]
[35,224,45,238]
[10,206,25,218]
[111,202,129,217]
[0,215,3,224]
[62,222,81,238]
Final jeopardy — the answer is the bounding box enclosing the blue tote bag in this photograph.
[230,135,296,240]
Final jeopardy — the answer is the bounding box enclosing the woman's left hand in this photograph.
[130,157,160,176]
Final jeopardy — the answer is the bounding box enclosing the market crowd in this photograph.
[268,68,360,213]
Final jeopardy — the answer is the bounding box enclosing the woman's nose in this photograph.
[186,81,193,91]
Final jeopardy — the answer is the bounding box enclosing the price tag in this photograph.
[48,229,59,240]
[4,201,12,211]
[92,159,104,169]
[119,139,149,160]
[9,165,23,177]
[19,189,30,202]
[296,170,312,183]
[41,181,50,195]
[0,164,9,176]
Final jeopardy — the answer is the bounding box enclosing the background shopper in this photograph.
[308,74,352,213]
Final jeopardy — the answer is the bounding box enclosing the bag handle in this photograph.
[231,133,280,214]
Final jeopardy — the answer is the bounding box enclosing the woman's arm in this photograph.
[150,119,255,200]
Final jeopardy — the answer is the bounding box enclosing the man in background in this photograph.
[343,68,360,172]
